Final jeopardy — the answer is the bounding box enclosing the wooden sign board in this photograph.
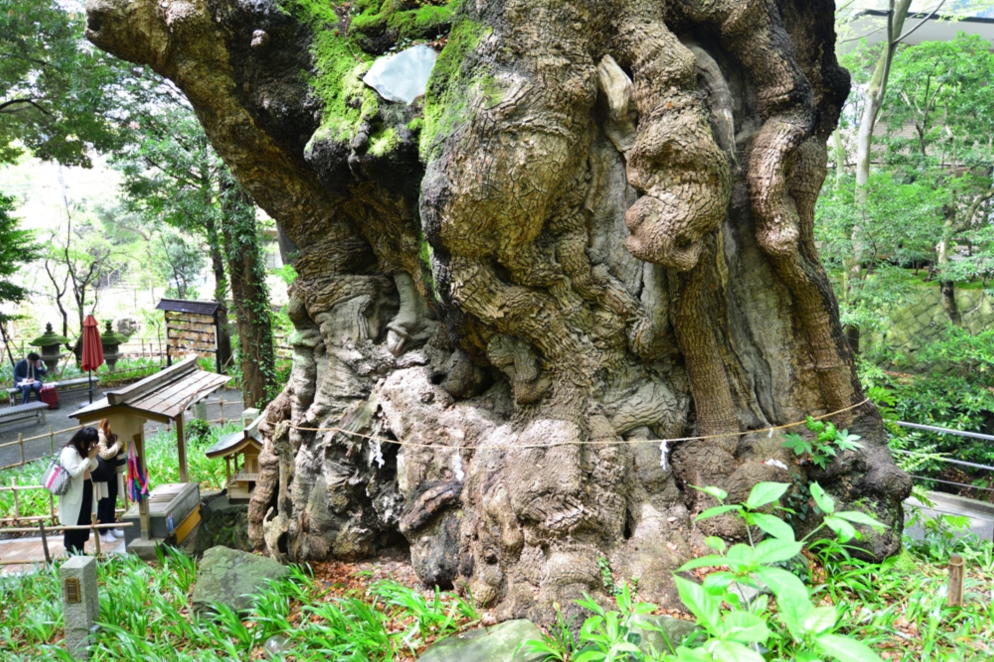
[164,310,217,359]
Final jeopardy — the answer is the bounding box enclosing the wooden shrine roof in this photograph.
[72,356,229,424]
[205,413,264,458]
[155,298,221,316]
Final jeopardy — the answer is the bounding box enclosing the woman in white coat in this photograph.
[59,427,100,554]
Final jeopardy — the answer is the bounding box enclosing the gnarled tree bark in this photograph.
[86,0,910,622]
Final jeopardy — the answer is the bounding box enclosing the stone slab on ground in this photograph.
[631,614,698,655]
[192,545,289,613]
[416,619,545,662]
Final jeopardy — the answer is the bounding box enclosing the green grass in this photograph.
[1,547,479,661]
[0,422,240,520]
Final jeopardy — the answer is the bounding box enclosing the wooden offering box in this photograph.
[121,482,201,545]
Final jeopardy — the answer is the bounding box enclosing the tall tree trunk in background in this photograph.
[846,0,912,355]
[88,0,910,621]
[219,171,275,407]
[203,215,234,372]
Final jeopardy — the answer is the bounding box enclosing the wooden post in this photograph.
[176,414,188,483]
[218,399,225,425]
[91,513,101,556]
[947,554,964,606]
[17,433,24,465]
[136,432,150,540]
[39,521,51,564]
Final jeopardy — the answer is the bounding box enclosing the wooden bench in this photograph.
[0,402,48,427]
[6,377,92,406]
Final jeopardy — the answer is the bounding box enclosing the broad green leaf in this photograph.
[678,554,729,572]
[701,570,738,593]
[783,434,812,456]
[801,605,838,635]
[710,639,765,662]
[835,510,886,532]
[695,485,729,501]
[697,505,742,521]
[674,576,719,632]
[725,543,757,564]
[835,431,862,452]
[672,646,712,662]
[810,482,835,514]
[704,536,728,552]
[753,538,802,564]
[719,610,770,643]
[816,633,885,662]
[745,482,791,510]
[753,567,811,638]
[824,516,858,542]
[750,512,796,541]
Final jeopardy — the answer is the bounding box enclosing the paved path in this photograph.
[904,490,994,543]
[0,533,128,576]
[0,387,245,470]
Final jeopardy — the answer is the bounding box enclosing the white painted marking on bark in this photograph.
[452,452,464,482]
[659,440,669,471]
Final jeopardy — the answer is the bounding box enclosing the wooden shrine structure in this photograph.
[71,356,229,551]
[204,413,264,501]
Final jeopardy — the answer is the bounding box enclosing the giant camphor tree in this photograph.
[85,0,910,620]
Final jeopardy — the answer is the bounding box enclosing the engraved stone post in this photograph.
[61,555,98,659]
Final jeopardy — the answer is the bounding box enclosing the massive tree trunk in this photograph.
[87,0,910,621]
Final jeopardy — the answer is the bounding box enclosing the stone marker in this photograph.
[61,556,99,660]
[192,545,290,613]
[416,619,546,662]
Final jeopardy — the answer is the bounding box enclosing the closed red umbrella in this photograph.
[81,315,104,403]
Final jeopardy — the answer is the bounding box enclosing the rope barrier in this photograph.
[290,398,873,451]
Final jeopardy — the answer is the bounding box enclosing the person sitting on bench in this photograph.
[13,352,47,404]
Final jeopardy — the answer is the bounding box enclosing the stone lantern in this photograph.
[29,323,71,374]
[101,321,129,371]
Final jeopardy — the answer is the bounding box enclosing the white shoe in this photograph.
[99,532,117,544]
[111,528,125,539]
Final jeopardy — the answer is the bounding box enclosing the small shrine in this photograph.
[205,413,264,502]
[71,356,229,556]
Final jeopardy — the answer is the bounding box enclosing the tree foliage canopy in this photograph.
[0,1,126,166]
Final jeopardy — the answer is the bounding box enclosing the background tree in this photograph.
[88,0,909,621]
[877,34,994,324]
[0,0,123,166]
[219,173,275,406]
[150,228,206,299]
[0,194,40,364]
